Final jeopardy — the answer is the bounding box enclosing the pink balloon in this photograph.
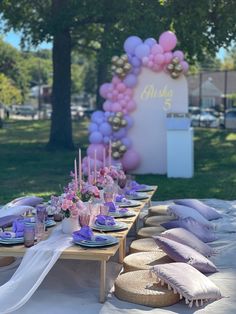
[112,76,121,85]
[142,56,149,65]
[126,100,137,112]
[87,144,106,161]
[147,61,153,67]
[117,82,126,92]
[149,54,154,61]
[125,89,133,96]
[99,83,111,98]
[154,53,165,64]
[121,149,141,171]
[180,61,189,73]
[107,92,113,99]
[173,50,184,61]
[164,52,173,63]
[111,102,122,112]
[151,44,164,55]
[153,64,162,72]
[159,31,177,52]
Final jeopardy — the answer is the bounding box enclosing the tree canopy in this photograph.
[1,0,236,148]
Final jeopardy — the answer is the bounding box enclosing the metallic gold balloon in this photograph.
[116,112,123,118]
[112,142,119,149]
[116,140,122,146]
[172,57,180,65]
[124,63,131,71]
[171,72,179,79]
[121,119,127,127]
[113,117,121,125]
[111,65,116,71]
[175,64,183,72]
[112,56,119,63]
[167,64,174,71]
[112,151,121,159]
[116,59,124,67]
[115,68,123,75]
[119,145,127,153]
[112,126,120,131]
[121,54,129,62]
[108,116,113,123]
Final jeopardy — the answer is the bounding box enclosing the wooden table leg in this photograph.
[100,260,106,303]
[119,239,124,263]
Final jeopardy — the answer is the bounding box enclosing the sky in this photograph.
[2,30,227,59]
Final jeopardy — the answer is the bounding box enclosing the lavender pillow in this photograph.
[3,196,43,208]
[174,199,222,220]
[161,217,217,243]
[153,236,218,273]
[167,204,214,229]
[161,228,215,257]
[151,262,222,308]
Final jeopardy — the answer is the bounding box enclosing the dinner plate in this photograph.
[135,185,155,192]
[0,237,24,245]
[45,220,57,228]
[74,235,118,248]
[92,221,128,232]
[126,192,149,200]
[116,199,142,208]
[108,210,136,218]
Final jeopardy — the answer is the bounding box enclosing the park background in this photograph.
[0,0,235,203]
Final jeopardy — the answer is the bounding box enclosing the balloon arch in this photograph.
[82,31,189,173]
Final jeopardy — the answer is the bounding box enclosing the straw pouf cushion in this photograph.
[144,215,174,227]
[148,205,169,216]
[137,226,165,239]
[130,238,161,254]
[123,251,173,273]
[114,270,180,307]
[0,257,16,267]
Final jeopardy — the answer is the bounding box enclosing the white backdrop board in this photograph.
[129,68,188,174]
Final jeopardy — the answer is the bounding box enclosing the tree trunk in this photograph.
[47,4,74,150]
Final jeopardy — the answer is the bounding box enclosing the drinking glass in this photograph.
[35,204,47,241]
[24,223,35,248]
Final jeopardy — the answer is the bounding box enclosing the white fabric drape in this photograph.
[0,226,72,313]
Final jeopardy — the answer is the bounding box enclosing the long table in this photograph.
[0,187,157,303]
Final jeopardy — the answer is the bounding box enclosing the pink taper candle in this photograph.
[94,150,97,184]
[79,148,82,189]
[108,140,112,167]
[74,158,78,189]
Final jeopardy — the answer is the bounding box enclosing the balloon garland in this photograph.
[82,31,189,173]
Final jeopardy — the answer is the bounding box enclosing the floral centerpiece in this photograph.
[80,181,100,202]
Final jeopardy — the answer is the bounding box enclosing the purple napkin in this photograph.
[125,189,138,196]
[118,208,128,214]
[0,215,22,229]
[72,226,104,242]
[115,194,126,202]
[104,202,117,212]
[0,231,17,239]
[8,196,43,207]
[12,219,25,237]
[95,215,116,226]
[129,181,146,191]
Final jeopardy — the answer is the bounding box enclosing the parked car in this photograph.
[220,109,236,129]
[199,110,220,128]
[15,105,36,118]
[189,107,201,126]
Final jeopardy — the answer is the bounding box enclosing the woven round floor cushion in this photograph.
[0,257,16,267]
[137,226,166,239]
[130,238,162,254]
[148,205,169,216]
[123,251,173,273]
[144,215,174,227]
[114,270,180,307]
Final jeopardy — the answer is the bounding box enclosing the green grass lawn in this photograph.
[0,119,236,203]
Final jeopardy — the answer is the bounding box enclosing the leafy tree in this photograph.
[1,0,236,149]
[221,45,236,70]
[0,73,22,105]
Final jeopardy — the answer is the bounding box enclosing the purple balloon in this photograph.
[124,115,134,128]
[113,128,127,140]
[99,83,111,98]
[131,56,141,67]
[91,111,104,123]
[89,131,103,144]
[134,44,150,59]
[122,137,132,149]
[144,38,157,48]
[88,122,98,133]
[123,74,137,88]
[99,122,112,136]
[121,149,140,171]
[124,36,142,55]
[103,136,110,144]
[131,67,141,75]
[173,50,184,61]
[87,144,106,160]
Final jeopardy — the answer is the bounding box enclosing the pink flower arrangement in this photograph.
[80,181,100,201]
